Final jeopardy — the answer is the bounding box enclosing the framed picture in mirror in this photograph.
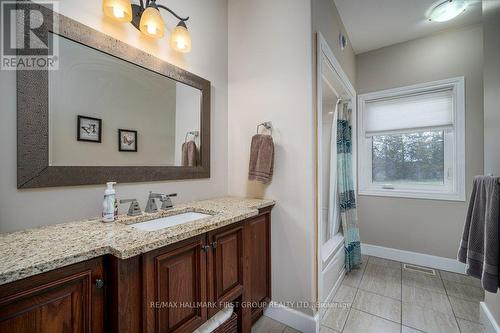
[118,129,138,152]
[77,116,102,143]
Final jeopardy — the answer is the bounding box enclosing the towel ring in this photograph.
[185,131,199,142]
[257,122,273,135]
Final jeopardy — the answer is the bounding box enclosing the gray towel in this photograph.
[458,176,500,293]
[248,134,274,184]
[182,140,198,167]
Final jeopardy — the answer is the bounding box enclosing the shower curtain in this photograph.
[337,102,361,272]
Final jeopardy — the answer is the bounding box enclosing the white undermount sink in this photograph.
[131,212,212,232]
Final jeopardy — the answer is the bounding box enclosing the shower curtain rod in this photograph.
[336,97,351,104]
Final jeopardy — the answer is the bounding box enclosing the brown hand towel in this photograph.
[182,140,198,167]
[458,176,500,293]
[248,134,274,184]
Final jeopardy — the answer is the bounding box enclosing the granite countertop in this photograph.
[0,197,275,286]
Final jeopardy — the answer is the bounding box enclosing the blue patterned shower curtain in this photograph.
[337,102,362,272]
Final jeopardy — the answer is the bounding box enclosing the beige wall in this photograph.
[226,0,357,316]
[228,0,315,316]
[356,25,484,259]
[483,0,500,326]
[312,0,356,85]
[483,1,500,176]
[0,0,228,232]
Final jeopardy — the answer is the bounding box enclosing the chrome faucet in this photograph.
[145,192,177,213]
[145,192,161,213]
[160,193,177,210]
[120,198,142,216]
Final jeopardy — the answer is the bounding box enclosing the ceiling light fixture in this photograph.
[102,0,192,53]
[428,0,468,22]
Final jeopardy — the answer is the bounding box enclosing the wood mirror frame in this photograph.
[17,3,210,188]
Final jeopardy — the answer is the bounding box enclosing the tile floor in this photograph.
[252,255,486,333]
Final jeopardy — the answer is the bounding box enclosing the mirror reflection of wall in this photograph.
[48,33,201,167]
[174,85,201,165]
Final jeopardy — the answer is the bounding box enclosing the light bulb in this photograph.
[147,24,157,35]
[139,4,165,38]
[170,21,192,53]
[102,0,132,23]
[112,6,125,18]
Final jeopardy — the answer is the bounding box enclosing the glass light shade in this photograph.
[139,6,165,38]
[428,0,468,22]
[170,24,192,53]
[102,0,132,23]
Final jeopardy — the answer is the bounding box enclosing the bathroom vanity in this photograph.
[5,5,274,333]
[0,198,273,333]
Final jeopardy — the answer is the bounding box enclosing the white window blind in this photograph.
[363,89,453,136]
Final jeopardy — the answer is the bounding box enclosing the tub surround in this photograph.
[0,197,274,286]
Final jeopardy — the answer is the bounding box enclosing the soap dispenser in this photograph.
[102,182,117,222]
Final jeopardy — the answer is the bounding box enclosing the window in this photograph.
[358,77,465,201]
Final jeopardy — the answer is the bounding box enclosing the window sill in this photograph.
[358,188,465,202]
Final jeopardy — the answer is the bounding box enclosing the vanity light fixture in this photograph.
[102,0,133,22]
[139,1,165,38]
[428,0,468,22]
[102,0,192,53]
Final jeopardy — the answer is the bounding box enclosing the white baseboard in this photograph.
[361,243,466,274]
[264,301,318,333]
[481,301,500,333]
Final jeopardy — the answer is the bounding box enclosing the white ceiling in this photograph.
[333,0,483,54]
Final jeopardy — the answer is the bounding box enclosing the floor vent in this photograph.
[403,264,436,276]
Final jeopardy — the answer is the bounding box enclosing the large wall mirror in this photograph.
[17,4,210,188]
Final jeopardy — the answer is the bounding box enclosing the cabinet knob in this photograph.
[211,241,217,249]
[95,279,105,289]
[201,245,210,252]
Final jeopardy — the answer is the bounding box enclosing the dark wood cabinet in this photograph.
[0,206,273,333]
[246,210,272,323]
[0,257,105,333]
[107,255,142,333]
[143,235,208,333]
[207,222,245,317]
[140,208,272,333]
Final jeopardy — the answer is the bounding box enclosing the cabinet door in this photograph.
[0,257,105,333]
[207,223,244,317]
[247,213,271,322]
[143,235,207,333]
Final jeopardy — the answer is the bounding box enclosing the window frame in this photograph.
[357,77,465,201]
